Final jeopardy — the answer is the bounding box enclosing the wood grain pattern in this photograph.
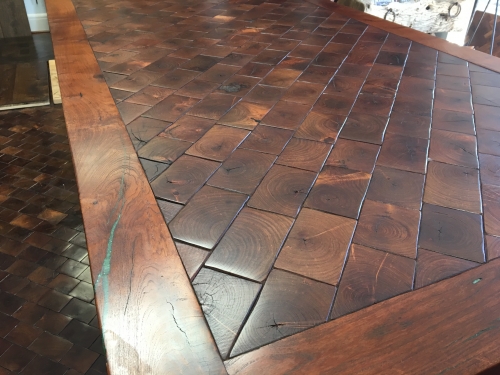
[206,207,293,282]
[366,166,424,210]
[176,242,209,279]
[331,244,415,319]
[151,155,220,203]
[326,139,380,173]
[186,125,249,162]
[419,204,485,263]
[260,101,311,130]
[295,111,344,143]
[432,108,475,134]
[0,0,31,38]
[339,112,389,145]
[239,125,293,154]
[275,208,356,285]
[276,138,332,172]
[218,101,273,130]
[305,166,371,219]
[169,185,247,249]
[230,269,335,357]
[193,268,260,358]
[137,136,191,164]
[415,249,479,289]
[226,257,500,374]
[377,133,429,174]
[207,148,276,195]
[248,165,316,218]
[424,161,481,214]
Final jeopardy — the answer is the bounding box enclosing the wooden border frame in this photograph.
[46,0,500,373]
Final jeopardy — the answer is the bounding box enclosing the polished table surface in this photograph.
[46,0,500,373]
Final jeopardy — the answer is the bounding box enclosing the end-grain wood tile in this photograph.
[244,84,286,105]
[477,129,500,156]
[351,93,394,117]
[276,138,331,172]
[260,101,310,130]
[297,65,336,85]
[335,62,371,78]
[369,63,403,80]
[482,185,500,236]
[436,62,469,78]
[419,204,485,263]
[261,69,301,87]
[312,52,345,68]
[248,165,316,217]
[218,101,273,130]
[324,75,364,97]
[217,75,261,96]
[207,207,293,281]
[305,165,371,219]
[239,125,293,154]
[181,54,222,72]
[435,75,470,92]
[330,244,415,319]
[295,111,344,143]
[339,112,389,144]
[377,133,429,173]
[486,235,500,260]
[124,85,174,106]
[186,124,249,161]
[392,95,433,117]
[198,64,240,83]
[475,103,500,132]
[366,166,424,210]
[193,268,260,358]
[237,62,273,78]
[126,117,171,150]
[176,242,209,279]
[424,161,481,214]
[429,129,478,168]
[375,51,406,66]
[176,79,219,99]
[289,44,322,59]
[326,138,380,173]
[414,249,479,289]
[231,268,335,357]
[137,136,191,163]
[144,56,188,74]
[151,155,220,203]
[281,81,324,105]
[470,71,500,87]
[386,112,430,139]
[151,69,200,89]
[116,102,150,124]
[360,77,399,97]
[431,108,474,134]
[188,92,240,120]
[313,93,355,116]
[161,115,214,143]
[207,148,276,194]
[354,200,420,258]
[157,199,183,224]
[169,185,247,249]
[142,94,199,122]
[471,85,500,108]
[434,88,473,114]
[111,70,163,92]
[275,208,355,285]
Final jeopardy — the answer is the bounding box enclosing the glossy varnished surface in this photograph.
[48,0,500,372]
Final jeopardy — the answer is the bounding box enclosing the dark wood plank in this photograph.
[0,65,16,107]
[206,207,293,281]
[45,0,226,373]
[230,269,335,357]
[226,258,500,375]
[275,208,356,285]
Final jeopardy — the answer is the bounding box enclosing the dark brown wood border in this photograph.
[45,1,226,374]
[307,0,500,74]
[45,0,500,374]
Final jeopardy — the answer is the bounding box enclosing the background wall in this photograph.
[24,0,49,32]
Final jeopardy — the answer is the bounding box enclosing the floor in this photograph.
[0,34,53,111]
[0,39,106,374]
[66,0,500,362]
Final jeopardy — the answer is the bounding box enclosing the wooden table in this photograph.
[46,0,500,373]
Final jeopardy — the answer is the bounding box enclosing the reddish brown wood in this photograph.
[226,258,500,374]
